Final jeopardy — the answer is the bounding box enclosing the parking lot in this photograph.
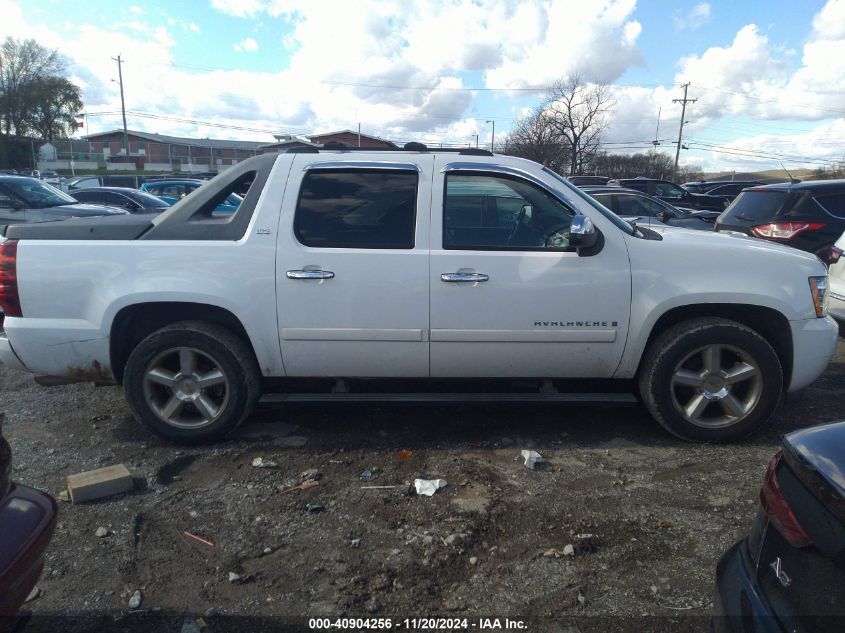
[2,338,843,631]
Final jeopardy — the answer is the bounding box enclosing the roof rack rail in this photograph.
[283,145,494,156]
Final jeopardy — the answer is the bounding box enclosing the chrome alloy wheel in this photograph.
[670,344,763,429]
[142,347,230,429]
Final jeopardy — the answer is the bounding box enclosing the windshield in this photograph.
[127,190,171,208]
[725,190,788,222]
[542,168,635,235]
[4,178,77,207]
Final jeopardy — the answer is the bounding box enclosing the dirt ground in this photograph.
[3,339,845,633]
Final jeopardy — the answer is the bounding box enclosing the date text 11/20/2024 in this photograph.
[308,618,528,630]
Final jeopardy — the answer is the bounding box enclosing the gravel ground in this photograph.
[3,339,845,633]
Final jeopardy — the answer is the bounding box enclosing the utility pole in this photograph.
[672,83,696,175]
[486,119,495,151]
[357,123,361,147]
[475,134,479,148]
[112,54,130,157]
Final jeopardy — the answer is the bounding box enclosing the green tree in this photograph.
[26,76,83,141]
[0,37,82,140]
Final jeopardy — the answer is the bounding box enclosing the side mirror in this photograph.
[569,215,598,249]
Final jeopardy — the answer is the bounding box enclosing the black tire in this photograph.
[123,320,260,444]
[638,317,782,442]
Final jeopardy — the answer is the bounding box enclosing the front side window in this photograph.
[444,173,575,250]
[295,169,418,249]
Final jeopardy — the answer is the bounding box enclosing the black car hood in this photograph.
[784,421,845,498]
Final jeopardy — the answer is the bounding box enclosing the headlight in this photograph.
[809,276,829,317]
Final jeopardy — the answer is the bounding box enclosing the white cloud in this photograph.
[129,5,143,15]
[210,0,269,18]
[812,0,845,40]
[233,36,258,52]
[189,22,200,32]
[673,2,711,31]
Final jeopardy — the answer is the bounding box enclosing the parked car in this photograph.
[581,186,715,231]
[65,174,151,191]
[0,176,128,225]
[827,232,845,326]
[71,187,172,214]
[566,175,610,186]
[0,149,837,445]
[715,180,845,263]
[0,415,58,625]
[38,170,62,188]
[140,180,241,213]
[683,180,764,197]
[714,419,845,632]
[610,177,730,212]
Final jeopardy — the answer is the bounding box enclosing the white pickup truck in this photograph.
[0,149,838,444]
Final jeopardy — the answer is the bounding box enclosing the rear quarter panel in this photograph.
[5,157,293,379]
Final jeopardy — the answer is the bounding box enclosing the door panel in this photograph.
[429,160,632,378]
[275,156,433,377]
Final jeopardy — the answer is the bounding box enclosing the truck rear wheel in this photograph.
[123,320,260,444]
[638,317,782,442]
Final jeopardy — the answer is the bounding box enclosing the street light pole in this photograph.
[486,119,495,152]
[112,54,130,157]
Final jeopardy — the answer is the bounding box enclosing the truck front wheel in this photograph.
[123,320,260,444]
[638,317,783,442]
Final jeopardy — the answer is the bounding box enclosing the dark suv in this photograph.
[684,180,765,202]
[611,177,730,212]
[715,180,845,262]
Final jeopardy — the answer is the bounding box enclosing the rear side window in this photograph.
[295,169,418,249]
[727,190,789,221]
[814,193,845,219]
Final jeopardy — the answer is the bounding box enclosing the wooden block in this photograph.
[66,464,134,503]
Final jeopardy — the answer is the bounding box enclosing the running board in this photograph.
[259,392,638,405]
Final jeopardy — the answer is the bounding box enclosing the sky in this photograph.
[6,0,845,172]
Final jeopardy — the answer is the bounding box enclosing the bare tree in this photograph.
[544,75,614,176]
[499,105,567,172]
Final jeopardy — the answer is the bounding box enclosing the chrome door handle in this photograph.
[441,272,489,283]
[286,269,335,280]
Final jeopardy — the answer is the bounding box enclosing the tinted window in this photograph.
[103,192,130,207]
[726,190,789,221]
[654,182,685,198]
[126,190,170,208]
[615,194,668,216]
[814,193,845,219]
[295,169,418,249]
[72,190,104,205]
[444,173,575,250]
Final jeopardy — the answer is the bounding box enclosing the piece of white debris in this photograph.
[414,478,447,496]
[520,450,543,470]
[128,590,142,609]
[251,457,277,468]
[228,572,242,583]
[95,526,109,538]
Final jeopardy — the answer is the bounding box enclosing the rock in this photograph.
[228,572,242,583]
[263,547,272,555]
[543,548,557,558]
[305,503,324,513]
[251,457,277,468]
[24,587,39,603]
[204,608,218,618]
[277,435,308,448]
[365,597,382,613]
[128,590,142,609]
[444,533,466,546]
[351,538,361,548]
[421,535,434,546]
[95,526,109,538]
[469,556,478,565]
[189,510,199,518]
[650,585,658,594]
[563,544,575,556]
[577,592,586,605]
[300,468,322,482]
